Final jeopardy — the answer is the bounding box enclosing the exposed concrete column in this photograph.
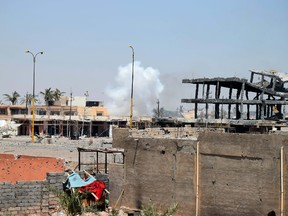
[205,84,210,119]
[260,75,265,120]
[246,90,250,119]
[250,71,254,83]
[215,81,220,119]
[272,77,276,90]
[216,81,221,99]
[253,93,259,119]
[268,104,271,118]
[195,84,199,119]
[240,81,245,120]
[202,83,205,99]
[236,88,241,119]
[228,87,232,119]
[282,98,286,120]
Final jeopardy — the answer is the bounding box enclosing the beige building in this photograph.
[0,96,111,138]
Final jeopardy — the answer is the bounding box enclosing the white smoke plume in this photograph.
[106,61,164,116]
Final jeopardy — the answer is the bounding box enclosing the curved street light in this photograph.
[26,50,44,143]
[129,45,135,129]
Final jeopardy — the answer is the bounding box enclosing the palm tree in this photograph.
[40,88,54,105]
[53,88,65,101]
[20,93,36,106]
[40,88,65,105]
[3,91,20,105]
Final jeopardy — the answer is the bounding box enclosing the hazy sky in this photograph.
[1,1,288,115]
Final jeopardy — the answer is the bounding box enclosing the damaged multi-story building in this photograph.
[181,70,288,133]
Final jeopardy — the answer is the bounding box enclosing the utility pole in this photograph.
[26,50,44,143]
[69,92,72,138]
[81,91,89,137]
[157,99,160,118]
[129,45,135,128]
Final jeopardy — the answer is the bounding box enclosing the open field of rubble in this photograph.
[0,136,113,170]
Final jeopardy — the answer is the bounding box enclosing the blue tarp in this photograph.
[64,172,96,189]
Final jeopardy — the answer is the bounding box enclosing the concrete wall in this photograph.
[0,172,65,216]
[110,128,288,216]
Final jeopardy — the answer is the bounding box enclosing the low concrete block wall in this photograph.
[0,172,65,216]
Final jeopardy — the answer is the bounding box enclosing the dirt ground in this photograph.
[0,136,113,170]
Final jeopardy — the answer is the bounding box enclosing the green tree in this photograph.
[40,88,65,105]
[20,93,37,106]
[3,91,20,105]
[54,88,65,101]
[40,88,54,105]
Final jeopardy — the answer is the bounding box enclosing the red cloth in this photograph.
[79,180,106,200]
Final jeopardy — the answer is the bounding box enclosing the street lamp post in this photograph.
[129,45,135,129]
[26,50,44,143]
